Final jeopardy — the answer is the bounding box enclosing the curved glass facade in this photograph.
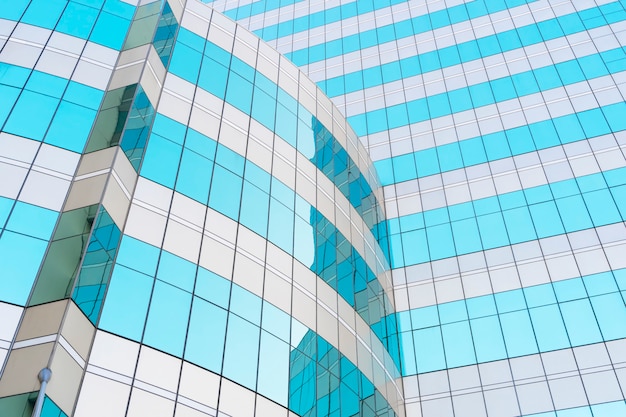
[213,0,626,415]
[2,0,626,416]
[0,1,401,417]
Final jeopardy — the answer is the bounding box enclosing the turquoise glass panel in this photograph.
[257,330,289,406]
[470,315,507,362]
[156,250,196,292]
[194,267,231,309]
[558,299,602,346]
[0,231,49,306]
[4,91,59,141]
[185,297,227,373]
[143,280,191,356]
[500,310,538,357]
[530,304,570,352]
[45,101,97,153]
[222,314,260,390]
[99,265,153,341]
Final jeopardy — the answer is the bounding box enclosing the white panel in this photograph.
[89,330,139,378]
[74,372,131,417]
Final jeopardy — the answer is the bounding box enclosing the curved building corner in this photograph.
[0,1,404,417]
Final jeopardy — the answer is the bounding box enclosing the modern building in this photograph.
[0,0,625,417]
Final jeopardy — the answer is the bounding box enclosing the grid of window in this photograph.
[0,64,104,153]
[0,0,135,51]
[394,268,626,374]
[0,197,58,306]
[3,0,626,416]
[0,2,404,416]
[166,26,385,234]
[387,165,626,267]
[99,234,396,414]
[211,0,626,415]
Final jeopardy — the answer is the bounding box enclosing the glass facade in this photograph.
[212,0,626,415]
[0,0,625,417]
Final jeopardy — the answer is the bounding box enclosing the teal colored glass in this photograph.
[584,189,622,226]
[269,198,295,253]
[477,212,509,249]
[257,330,290,406]
[285,0,530,65]
[466,295,497,319]
[140,133,182,188]
[499,310,538,357]
[553,278,587,302]
[438,300,467,324]
[399,332,417,375]
[98,265,153,341]
[591,400,626,416]
[524,284,557,308]
[222,314,260,390]
[451,218,482,254]
[199,57,229,99]
[21,0,66,29]
[560,299,603,346]
[495,290,526,313]
[208,165,243,220]
[0,0,29,20]
[225,71,253,114]
[175,148,214,203]
[143,280,191,356]
[5,201,58,240]
[251,87,277,128]
[119,86,155,170]
[4,90,59,141]
[230,284,262,326]
[555,195,594,232]
[261,300,291,343]
[583,271,618,296]
[137,116,392,346]
[167,31,385,237]
[503,206,537,244]
[239,181,270,237]
[194,267,231,309]
[64,82,104,110]
[72,207,121,324]
[426,223,455,260]
[350,41,625,135]
[591,293,626,340]
[399,228,429,266]
[25,71,68,98]
[90,11,131,50]
[184,128,217,159]
[397,268,626,376]
[530,304,570,352]
[413,326,446,373]
[156,250,196,292]
[169,42,203,82]
[152,1,178,67]
[216,145,245,176]
[114,235,160,276]
[46,100,98,153]
[0,85,20,127]
[0,231,49,306]
[387,165,626,268]
[470,316,508,362]
[442,321,476,368]
[40,396,67,417]
[184,296,227,373]
[0,197,13,227]
[524,186,554,205]
[57,1,99,38]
